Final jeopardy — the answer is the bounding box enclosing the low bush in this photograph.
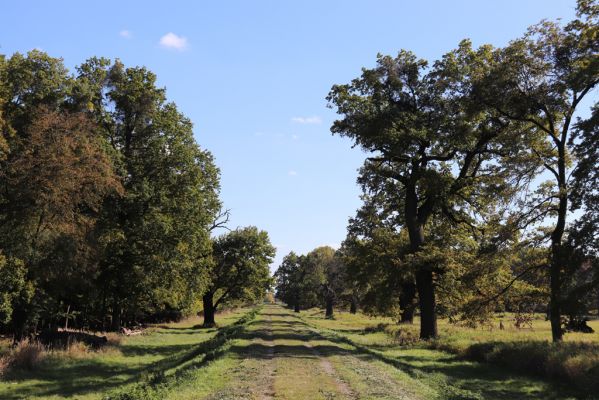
[464,341,599,395]
[7,340,47,370]
[363,323,389,334]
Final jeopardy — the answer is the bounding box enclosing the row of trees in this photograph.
[0,51,274,339]
[276,0,598,342]
[275,246,351,319]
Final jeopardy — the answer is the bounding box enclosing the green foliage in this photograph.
[0,253,32,325]
[275,246,349,316]
[328,0,599,340]
[0,49,240,336]
[206,227,275,309]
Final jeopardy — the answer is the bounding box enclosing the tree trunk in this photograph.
[350,296,357,314]
[294,303,300,313]
[11,307,28,343]
[111,301,121,331]
[405,186,437,339]
[399,281,416,324]
[549,140,568,343]
[325,297,334,319]
[64,304,70,330]
[203,292,216,326]
[416,269,437,339]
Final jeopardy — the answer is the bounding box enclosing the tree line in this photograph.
[276,0,598,342]
[0,52,274,340]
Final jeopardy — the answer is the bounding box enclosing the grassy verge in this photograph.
[0,307,255,400]
[301,308,590,399]
[463,341,599,396]
[105,307,260,400]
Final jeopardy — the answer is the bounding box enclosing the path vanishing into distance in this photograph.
[190,304,425,400]
[159,304,576,400]
[0,304,580,399]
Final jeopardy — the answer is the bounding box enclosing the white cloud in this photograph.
[288,170,298,176]
[291,134,299,140]
[159,32,188,51]
[291,116,322,125]
[120,30,132,39]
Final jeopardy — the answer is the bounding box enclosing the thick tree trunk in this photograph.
[416,269,437,339]
[399,281,416,324]
[111,302,121,331]
[405,187,438,339]
[11,307,28,343]
[203,292,216,327]
[549,141,567,343]
[325,297,334,319]
[350,296,357,314]
[293,293,301,312]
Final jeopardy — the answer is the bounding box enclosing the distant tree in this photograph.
[304,247,340,318]
[0,253,33,329]
[202,227,275,326]
[343,190,417,323]
[274,252,303,312]
[274,247,347,317]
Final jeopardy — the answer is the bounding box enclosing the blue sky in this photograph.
[0,1,581,270]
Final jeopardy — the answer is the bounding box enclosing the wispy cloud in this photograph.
[288,170,298,176]
[291,116,321,125]
[159,32,188,51]
[291,134,299,140]
[119,30,132,39]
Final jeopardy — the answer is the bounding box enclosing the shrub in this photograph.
[463,341,599,395]
[389,328,419,345]
[10,340,47,370]
[363,323,388,334]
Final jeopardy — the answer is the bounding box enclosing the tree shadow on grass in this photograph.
[260,311,579,400]
[316,329,579,400]
[0,324,234,399]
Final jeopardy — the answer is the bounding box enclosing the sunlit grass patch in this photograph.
[0,307,253,400]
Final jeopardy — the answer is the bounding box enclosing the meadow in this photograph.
[1,305,597,399]
[301,309,599,399]
[0,308,252,400]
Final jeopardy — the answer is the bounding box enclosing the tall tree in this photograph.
[0,51,225,336]
[327,47,522,338]
[475,0,598,341]
[0,105,121,337]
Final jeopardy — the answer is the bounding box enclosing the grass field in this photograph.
[1,305,595,399]
[0,308,252,400]
[300,309,599,348]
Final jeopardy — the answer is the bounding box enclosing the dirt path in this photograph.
[199,304,421,400]
[257,313,276,400]
[305,339,356,399]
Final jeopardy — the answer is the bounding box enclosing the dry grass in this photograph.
[4,340,47,371]
[0,334,124,376]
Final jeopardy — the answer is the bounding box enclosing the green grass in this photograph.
[0,308,253,400]
[301,308,599,399]
[1,305,595,399]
